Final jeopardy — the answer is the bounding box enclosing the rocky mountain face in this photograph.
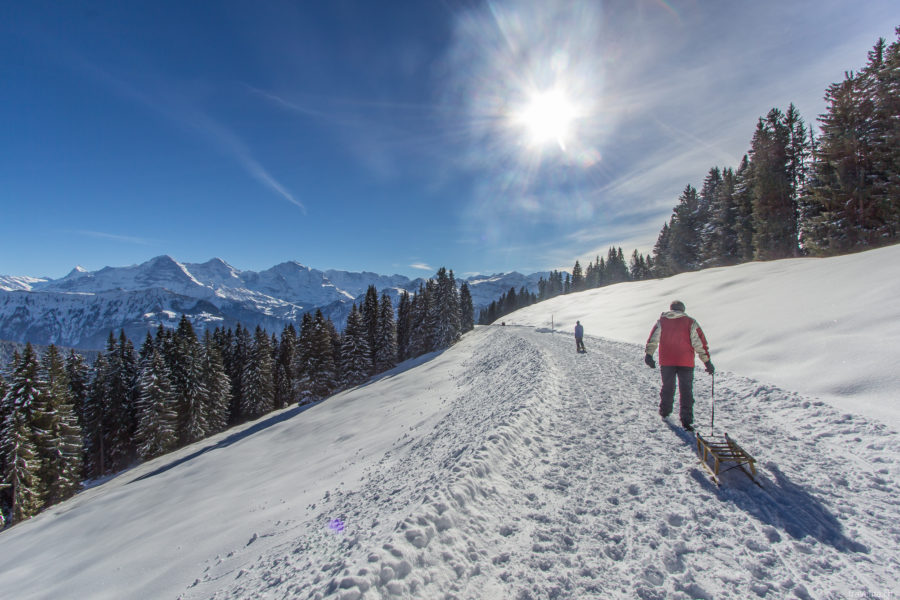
[0,256,547,349]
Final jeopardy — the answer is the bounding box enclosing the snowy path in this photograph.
[187,326,900,600]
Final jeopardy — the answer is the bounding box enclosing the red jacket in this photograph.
[645,310,711,367]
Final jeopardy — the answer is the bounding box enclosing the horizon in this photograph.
[2,1,898,279]
[8,252,556,282]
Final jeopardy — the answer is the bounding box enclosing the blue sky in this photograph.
[2,0,897,279]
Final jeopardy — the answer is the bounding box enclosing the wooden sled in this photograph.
[695,432,760,487]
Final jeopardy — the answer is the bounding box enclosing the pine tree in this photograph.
[0,344,44,523]
[651,221,673,277]
[431,268,461,350]
[733,155,756,261]
[39,345,83,505]
[113,331,139,469]
[171,317,207,445]
[551,271,564,296]
[703,167,741,266]
[340,305,371,387]
[64,350,90,435]
[571,260,584,292]
[375,293,397,373]
[274,324,297,410]
[83,352,109,478]
[242,326,275,420]
[308,311,338,401]
[593,257,605,287]
[608,248,630,284]
[362,285,379,374]
[395,291,412,362]
[326,317,342,388]
[229,324,252,424]
[629,250,650,281]
[667,185,704,271]
[785,103,811,229]
[459,283,475,333]
[871,30,900,237]
[135,345,177,461]
[503,287,518,315]
[408,284,432,357]
[749,108,800,259]
[201,330,230,434]
[292,313,315,404]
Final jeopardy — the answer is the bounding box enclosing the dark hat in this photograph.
[670,300,686,312]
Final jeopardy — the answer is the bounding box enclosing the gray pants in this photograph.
[659,366,694,426]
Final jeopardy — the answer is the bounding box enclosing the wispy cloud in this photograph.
[250,87,467,183]
[74,230,158,245]
[409,263,434,271]
[184,110,306,212]
[68,57,304,212]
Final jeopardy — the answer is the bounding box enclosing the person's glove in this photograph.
[704,361,715,374]
[644,353,656,369]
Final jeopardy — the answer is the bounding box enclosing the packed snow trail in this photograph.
[186,326,900,600]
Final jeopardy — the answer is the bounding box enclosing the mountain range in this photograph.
[0,256,548,350]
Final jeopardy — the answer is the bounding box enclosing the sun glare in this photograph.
[513,88,578,151]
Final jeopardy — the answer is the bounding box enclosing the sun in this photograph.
[512,87,578,151]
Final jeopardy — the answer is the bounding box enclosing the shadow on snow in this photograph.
[129,402,320,484]
[129,348,449,485]
[667,424,868,554]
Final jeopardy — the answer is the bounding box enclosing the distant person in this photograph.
[643,300,714,432]
[574,320,586,353]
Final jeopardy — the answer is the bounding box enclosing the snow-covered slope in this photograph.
[0,287,303,350]
[506,244,900,430]
[0,257,547,349]
[1,329,897,599]
[40,255,209,296]
[0,275,49,291]
[0,246,898,599]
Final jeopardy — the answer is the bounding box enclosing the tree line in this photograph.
[0,268,474,527]
[652,28,900,274]
[475,245,657,325]
[547,29,899,287]
[477,286,538,325]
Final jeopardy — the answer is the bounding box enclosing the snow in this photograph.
[1,246,899,599]
[509,245,900,430]
[0,275,49,292]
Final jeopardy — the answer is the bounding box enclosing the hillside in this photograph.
[508,244,900,430]
[0,249,897,599]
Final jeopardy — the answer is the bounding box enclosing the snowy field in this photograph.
[508,244,900,430]
[0,247,898,599]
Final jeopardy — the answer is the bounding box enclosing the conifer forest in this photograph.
[0,270,474,526]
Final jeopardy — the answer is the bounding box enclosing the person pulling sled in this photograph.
[643,300,714,431]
